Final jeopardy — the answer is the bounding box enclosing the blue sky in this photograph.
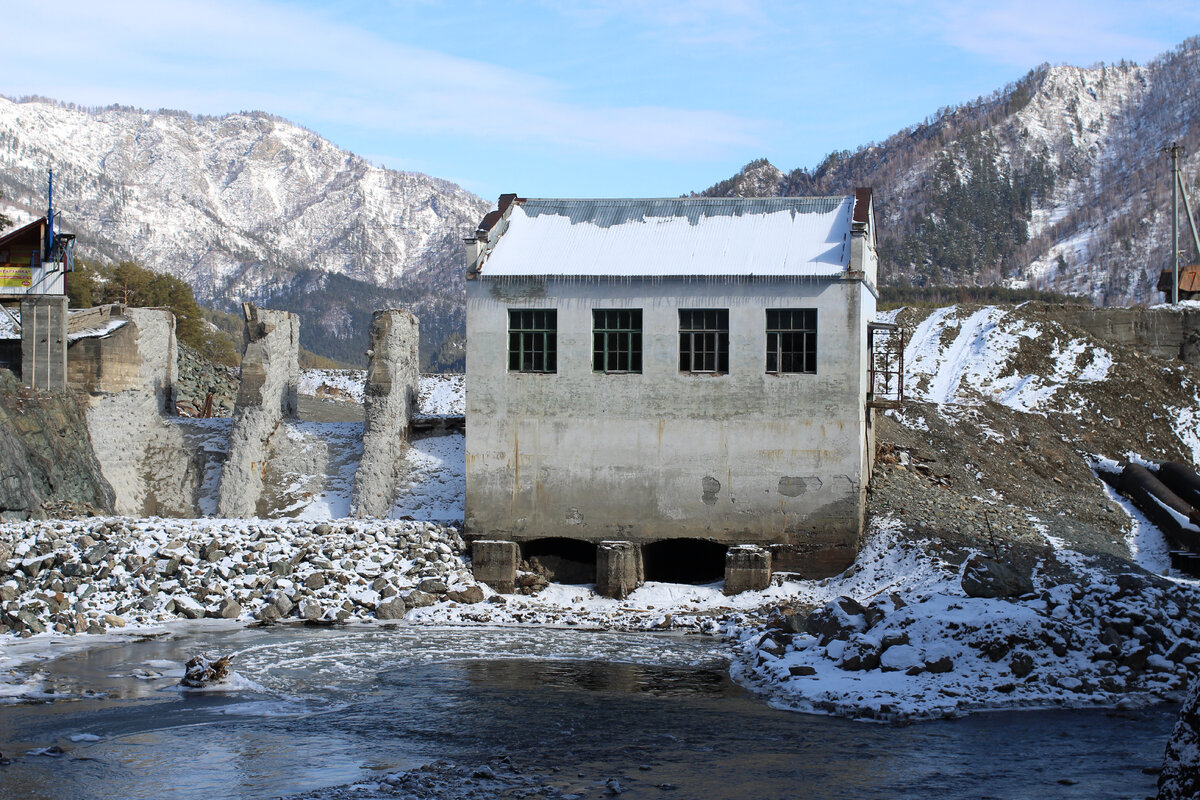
[4,1,1198,200]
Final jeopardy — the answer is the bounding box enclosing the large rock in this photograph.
[806,596,870,643]
[960,554,1033,599]
[1159,674,1200,799]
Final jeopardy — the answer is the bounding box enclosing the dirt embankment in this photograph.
[869,302,1200,573]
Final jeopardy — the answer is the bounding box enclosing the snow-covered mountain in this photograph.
[702,37,1200,306]
[0,97,489,366]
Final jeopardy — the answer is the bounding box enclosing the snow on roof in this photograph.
[68,316,128,342]
[477,196,855,278]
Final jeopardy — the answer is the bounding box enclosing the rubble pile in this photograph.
[732,569,1200,720]
[0,518,482,636]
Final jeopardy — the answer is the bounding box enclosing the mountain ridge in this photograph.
[0,96,489,368]
[700,37,1200,306]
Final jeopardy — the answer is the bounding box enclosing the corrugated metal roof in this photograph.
[478,196,854,278]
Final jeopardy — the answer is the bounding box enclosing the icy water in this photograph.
[0,625,1175,800]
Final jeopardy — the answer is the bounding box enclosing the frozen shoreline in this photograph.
[1,514,1197,723]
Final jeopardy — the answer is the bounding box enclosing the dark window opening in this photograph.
[766,308,817,374]
[508,309,557,373]
[642,539,727,584]
[679,309,728,373]
[593,308,642,373]
[520,538,597,584]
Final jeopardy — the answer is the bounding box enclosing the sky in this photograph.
[3,1,1198,200]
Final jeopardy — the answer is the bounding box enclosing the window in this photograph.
[593,309,642,373]
[766,308,817,374]
[679,309,728,373]
[508,309,557,372]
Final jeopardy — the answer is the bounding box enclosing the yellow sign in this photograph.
[0,264,32,289]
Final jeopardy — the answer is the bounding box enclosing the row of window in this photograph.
[507,308,818,375]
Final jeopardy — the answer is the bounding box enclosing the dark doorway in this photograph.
[520,538,597,584]
[642,539,726,584]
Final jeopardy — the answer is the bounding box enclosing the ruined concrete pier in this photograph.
[472,540,518,594]
[216,303,299,518]
[724,545,771,594]
[351,309,419,518]
[596,541,644,599]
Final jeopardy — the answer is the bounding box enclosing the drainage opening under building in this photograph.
[520,538,598,584]
[642,539,727,584]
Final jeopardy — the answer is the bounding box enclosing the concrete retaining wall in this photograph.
[351,310,420,518]
[1041,303,1200,368]
[84,308,199,516]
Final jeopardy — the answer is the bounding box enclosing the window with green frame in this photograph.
[766,308,817,373]
[508,309,557,372]
[593,308,642,373]
[679,308,729,373]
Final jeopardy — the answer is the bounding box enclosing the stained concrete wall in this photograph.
[465,275,875,574]
[351,309,420,518]
[70,307,177,412]
[20,297,67,390]
[83,307,199,516]
[1041,304,1200,367]
[216,304,300,518]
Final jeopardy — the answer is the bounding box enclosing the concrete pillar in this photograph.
[725,545,771,595]
[472,540,518,594]
[351,309,420,518]
[216,303,300,518]
[596,540,644,600]
[20,296,68,390]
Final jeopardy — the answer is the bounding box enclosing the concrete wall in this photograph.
[70,307,177,413]
[465,276,874,570]
[83,307,198,517]
[1043,304,1200,367]
[217,304,300,518]
[20,296,67,390]
[351,309,420,518]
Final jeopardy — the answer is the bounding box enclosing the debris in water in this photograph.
[181,654,232,688]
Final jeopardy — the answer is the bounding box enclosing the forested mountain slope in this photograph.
[702,37,1200,306]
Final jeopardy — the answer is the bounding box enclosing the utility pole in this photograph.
[1165,142,1183,304]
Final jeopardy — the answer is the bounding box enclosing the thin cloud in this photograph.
[2,0,763,160]
[924,0,1173,66]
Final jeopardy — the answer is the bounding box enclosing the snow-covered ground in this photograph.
[298,369,366,403]
[296,371,464,417]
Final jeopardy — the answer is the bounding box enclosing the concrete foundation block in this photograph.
[724,545,771,594]
[472,540,518,594]
[596,540,644,600]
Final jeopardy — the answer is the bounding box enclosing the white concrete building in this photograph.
[464,192,884,583]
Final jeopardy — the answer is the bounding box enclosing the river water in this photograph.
[0,624,1174,799]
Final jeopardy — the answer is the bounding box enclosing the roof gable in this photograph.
[475,197,855,278]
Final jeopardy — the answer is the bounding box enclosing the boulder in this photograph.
[960,555,1033,599]
[925,656,954,674]
[446,585,485,604]
[1159,674,1200,800]
[298,599,324,621]
[418,578,448,595]
[806,596,870,643]
[376,597,407,620]
[879,644,922,672]
[218,597,242,619]
[403,590,436,609]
